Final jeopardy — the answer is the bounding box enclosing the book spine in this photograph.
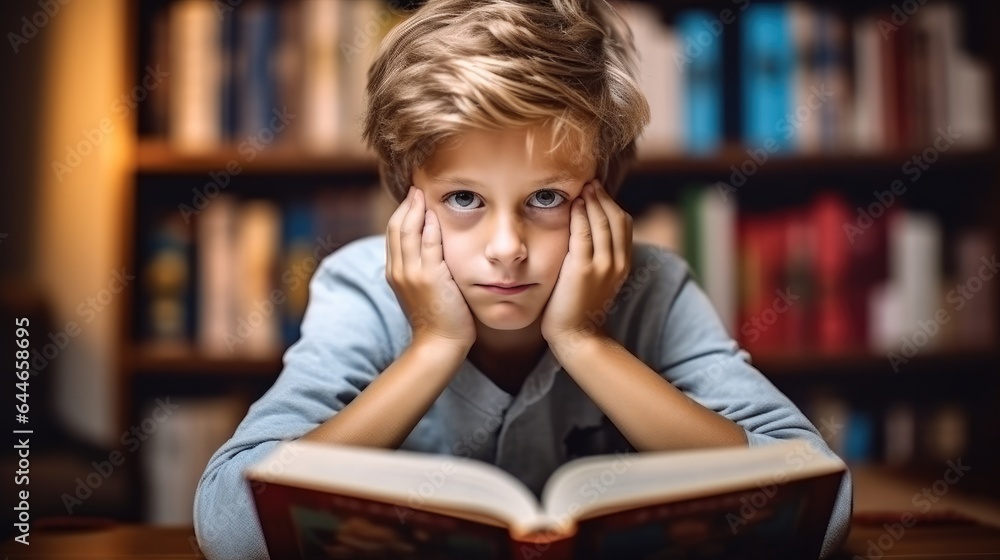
[852,15,885,152]
[169,0,223,152]
[235,200,283,357]
[300,0,342,152]
[237,1,279,140]
[740,4,793,152]
[509,532,574,560]
[197,194,238,356]
[789,2,819,153]
[678,10,723,154]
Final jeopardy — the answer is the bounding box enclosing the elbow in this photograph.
[193,462,270,560]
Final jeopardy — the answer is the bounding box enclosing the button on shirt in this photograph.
[193,234,852,560]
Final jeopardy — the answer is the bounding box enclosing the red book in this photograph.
[811,193,853,353]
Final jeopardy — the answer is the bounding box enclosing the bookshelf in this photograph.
[120,0,1000,521]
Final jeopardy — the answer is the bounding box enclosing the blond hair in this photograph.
[361,0,650,202]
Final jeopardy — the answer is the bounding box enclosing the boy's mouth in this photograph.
[476,283,535,295]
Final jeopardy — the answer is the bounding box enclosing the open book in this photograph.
[245,438,845,559]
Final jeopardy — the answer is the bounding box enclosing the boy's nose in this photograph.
[485,215,527,265]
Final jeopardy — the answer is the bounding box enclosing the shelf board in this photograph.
[752,348,1000,378]
[135,139,379,175]
[125,344,283,376]
[630,145,997,176]
[135,139,997,176]
[124,344,998,378]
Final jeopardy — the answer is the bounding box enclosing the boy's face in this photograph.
[412,125,597,331]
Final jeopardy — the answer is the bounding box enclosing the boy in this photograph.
[193,1,852,558]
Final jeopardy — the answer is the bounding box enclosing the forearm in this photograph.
[550,334,748,452]
[299,339,469,449]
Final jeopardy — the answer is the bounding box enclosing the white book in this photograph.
[928,2,996,148]
[699,188,737,336]
[145,397,246,525]
[951,55,995,148]
[621,2,681,156]
[867,281,903,354]
[168,0,222,152]
[851,16,884,152]
[144,400,191,524]
[301,0,343,153]
[235,200,282,356]
[889,211,942,351]
[198,194,238,356]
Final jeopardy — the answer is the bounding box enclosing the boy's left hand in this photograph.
[540,179,633,347]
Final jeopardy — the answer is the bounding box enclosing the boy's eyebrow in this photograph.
[431,171,576,188]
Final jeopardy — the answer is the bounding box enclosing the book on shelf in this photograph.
[244,438,845,560]
[148,0,995,156]
[677,9,725,154]
[805,391,972,469]
[680,185,737,335]
[883,401,916,467]
[140,187,382,355]
[154,0,407,153]
[141,211,194,345]
[619,2,682,157]
[741,4,795,152]
[629,186,996,360]
[144,395,247,524]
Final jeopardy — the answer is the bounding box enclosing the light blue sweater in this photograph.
[193,234,852,559]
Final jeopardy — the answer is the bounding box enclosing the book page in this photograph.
[540,438,844,525]
[246,440,549,532]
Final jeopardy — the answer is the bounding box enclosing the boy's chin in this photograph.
[472,308,540,331]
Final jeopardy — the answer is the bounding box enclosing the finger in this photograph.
[584,182,612,269]
[400,188,425,272]
[421,208,444,272]
[591,180,631,271]
[568,194,593,261]
[386,187,415,278]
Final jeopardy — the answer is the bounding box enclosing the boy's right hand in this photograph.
[386,186,477,351]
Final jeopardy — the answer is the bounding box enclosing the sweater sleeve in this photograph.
[193,242,397,560]
[655,268,853,560]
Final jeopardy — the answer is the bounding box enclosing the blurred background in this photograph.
[1,0,998,536]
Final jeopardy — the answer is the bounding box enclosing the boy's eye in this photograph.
[445,191,481,210]
[442,190,567,211]
[531,190,565,209]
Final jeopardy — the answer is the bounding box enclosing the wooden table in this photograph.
[0,525,203,559]
[3,466,1000,559]
[1,518,999,559]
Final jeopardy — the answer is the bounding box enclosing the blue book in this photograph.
[280,200,315,346]
[236,1,279,141]
[676,10,723,154]
[741,4,794,151]
[844,411,874,464]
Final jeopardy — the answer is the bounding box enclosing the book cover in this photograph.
[245,439,845,560]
